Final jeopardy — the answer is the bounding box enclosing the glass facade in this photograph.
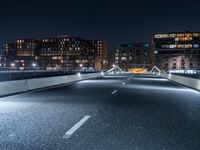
[153,31,200,72]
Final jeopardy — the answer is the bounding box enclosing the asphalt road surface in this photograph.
[0,73,200,150]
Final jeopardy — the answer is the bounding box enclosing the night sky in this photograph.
[1,0,200,52]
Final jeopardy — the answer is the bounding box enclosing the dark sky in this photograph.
[1,0,200,52]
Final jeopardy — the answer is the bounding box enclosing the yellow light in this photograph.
[128,68,147,74]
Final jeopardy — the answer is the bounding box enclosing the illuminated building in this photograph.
[113,43,153,71]
[153,31,200,71]
[40,36,102,71]
[0,54,4,69]
[14,39,40,70]
[16,39,40,57]
[2,36,108,71]
[91,40,108,70]
[3,43,16,68]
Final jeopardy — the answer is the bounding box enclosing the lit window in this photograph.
[122,57,126,61]
[193,33,200,37]
[169,45,176,49]
[193,44,199,48]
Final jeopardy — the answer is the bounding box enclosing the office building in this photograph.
[40,36,101,71]
[113,43,153,72]
[91,40,108,70]
[13,39,41,69]
[153,31,200,72]
[3,43,16,68]
[2,36,108,71]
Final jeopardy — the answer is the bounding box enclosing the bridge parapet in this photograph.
[106,67,124,75]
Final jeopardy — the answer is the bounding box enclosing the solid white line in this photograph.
[112,90,118,94]
[63,115,91,139]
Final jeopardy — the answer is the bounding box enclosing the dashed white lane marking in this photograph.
[9,134,15,137]
[112,90,118,95]
[63,115,91,139]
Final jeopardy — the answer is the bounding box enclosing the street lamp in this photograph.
[113,64,116,68]
[79,64,83,72]
[32,63,37,67]
[10,63,15,67]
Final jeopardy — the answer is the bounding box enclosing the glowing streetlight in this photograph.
[77,72,81,77]
[79,64,83,67]
[113,64,116,68]
[32,63,37,67]
[10,63,15,67]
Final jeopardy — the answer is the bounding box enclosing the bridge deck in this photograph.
[0,74,200,150]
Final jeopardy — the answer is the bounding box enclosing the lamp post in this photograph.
[9,63,16,79]
[79,64,83,72]
[32,62,37,77]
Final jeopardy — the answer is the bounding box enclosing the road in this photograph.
[0,74,200,150]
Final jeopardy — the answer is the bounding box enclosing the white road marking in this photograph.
[63,115,91,139]
[112,90,118,94]
[122,82,126,85]
[9,134,15,137]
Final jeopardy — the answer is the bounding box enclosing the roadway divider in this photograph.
[159,73,200,91]
[0,72,103,97]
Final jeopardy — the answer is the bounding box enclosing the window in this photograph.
[193,44,199,48]
[122,57,126,61]
[193,33,200,37]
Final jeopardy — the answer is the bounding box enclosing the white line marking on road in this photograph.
[112,90,118,94]
[122,82,126,85]
[63,115,91,139]
[9,134,15,137]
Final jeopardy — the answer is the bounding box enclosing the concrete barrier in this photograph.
[0,80,28,96]
[0,73,102,97]
[159,73,200,91]
[27,76,68,91]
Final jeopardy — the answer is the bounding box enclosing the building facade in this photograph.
[40,36,99,71]
[91,40,108,70]
[3,43,16,68]
[2,36,108,71]
[153,31,200,72]
[0,54,4,69]
[113,43,153,71]
[14,39,40,70]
